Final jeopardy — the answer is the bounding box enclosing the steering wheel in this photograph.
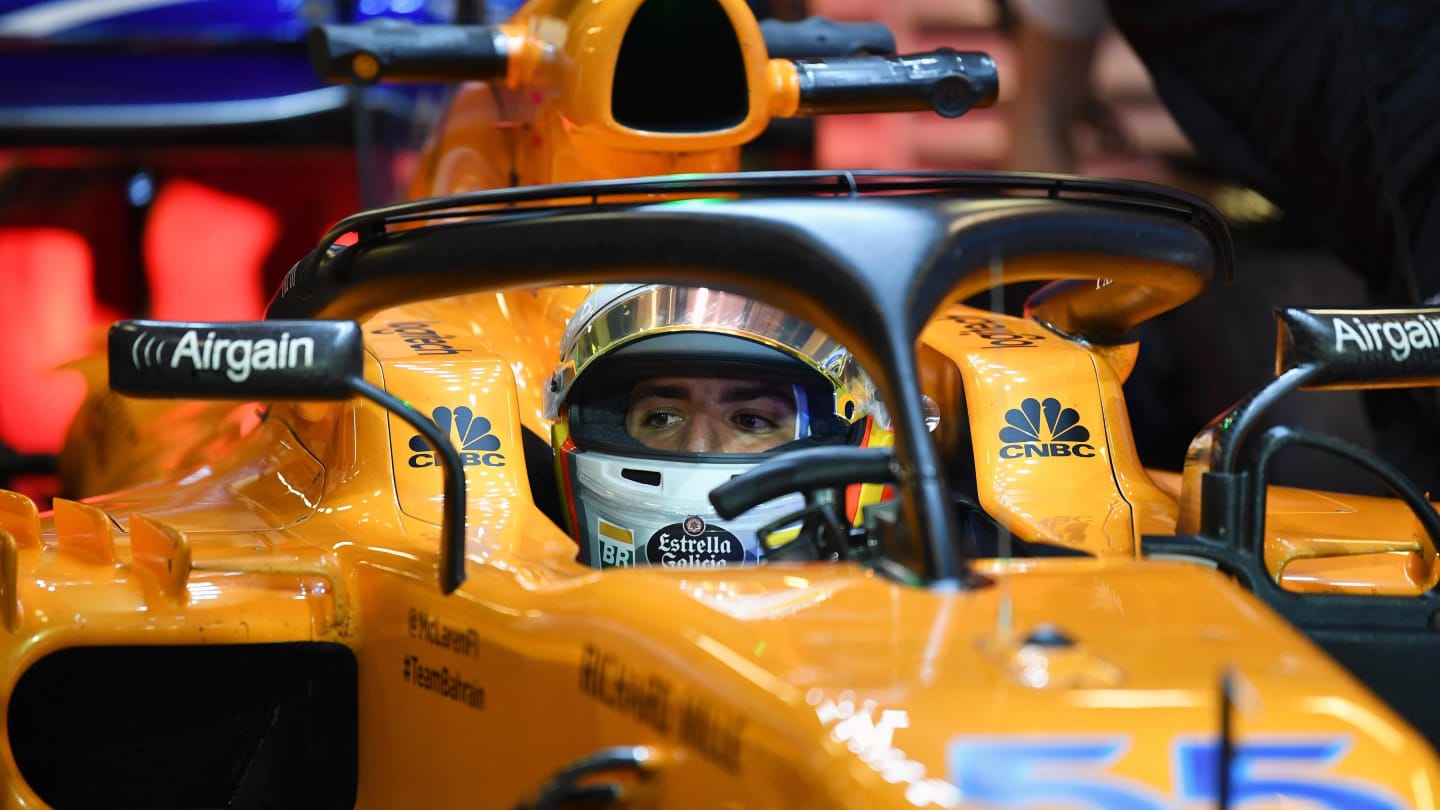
[709,446,899,562]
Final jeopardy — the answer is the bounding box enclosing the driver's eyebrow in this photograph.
[718,384,792,405]
[630,382,792,405]
[630,383,690,402]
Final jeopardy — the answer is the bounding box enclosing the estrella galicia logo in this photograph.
[407,406,506,468]
[998,397,1096,459]
[645,519,749,568]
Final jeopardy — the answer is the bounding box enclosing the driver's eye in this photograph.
[641,411,683,429]
[733,412,778,432]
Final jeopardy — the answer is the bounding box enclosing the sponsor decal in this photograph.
[408,607,481,658]
[645,516,747,568]
[279,265,299,296]
[110,320,361,399]
[1331,314,1440,362]
[371,321,471,357]
[998,397,1096,459]
[131,328,315,383]
[579,644,672,734]
[947,735,1406,809]
[407,406,507,468]
[1275,308,1440,390]
[402,653,485,711]
[579,645,746,773]
[597,518,636,569]
[943,314,1045,349]
[677,691,746,775]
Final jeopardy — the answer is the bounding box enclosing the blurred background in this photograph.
[0,0,1379,506]
[0,0,486,503]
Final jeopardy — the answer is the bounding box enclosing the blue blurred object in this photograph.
[484,0,525,22]
[0,0,465,144]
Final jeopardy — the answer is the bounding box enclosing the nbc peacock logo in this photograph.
[998,397,1096,459]
[407,406,507,468]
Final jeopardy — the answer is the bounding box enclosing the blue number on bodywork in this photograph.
[948,735,1408,808]
[948,738,1165,809]
[1175,738,1407,809]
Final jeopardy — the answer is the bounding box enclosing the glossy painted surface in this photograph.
[8,0,1440,805]
[11,289,1439,806]
[410,0,765,198]
[921,305,1179,554]
[1150,469,1440,595]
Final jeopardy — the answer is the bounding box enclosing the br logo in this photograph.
[407,406,506,468]
[998,397,1096,459]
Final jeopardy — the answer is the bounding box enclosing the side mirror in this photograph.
[108,320,468,594]
[1276,307,1440,390]
[110,320,362,399]
[307,23,508,85]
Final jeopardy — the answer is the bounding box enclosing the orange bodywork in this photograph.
[7,293,1436,806]
[4,0,1438,806]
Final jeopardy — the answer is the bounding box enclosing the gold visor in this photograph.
[544,285,872,421]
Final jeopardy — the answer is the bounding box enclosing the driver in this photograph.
[544,284,891,569]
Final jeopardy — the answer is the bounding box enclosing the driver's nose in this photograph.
[676,416,724,453]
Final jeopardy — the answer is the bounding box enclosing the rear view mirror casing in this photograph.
[108,320,364,400]
[1276,307,1440,390]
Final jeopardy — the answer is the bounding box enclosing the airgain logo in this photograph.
[408,406,506,468]
[998,397,1096,459]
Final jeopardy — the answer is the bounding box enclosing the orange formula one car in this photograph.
[3,0,1440,807]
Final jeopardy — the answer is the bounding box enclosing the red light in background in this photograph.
[0,227,94,453]
[143,178,279,321]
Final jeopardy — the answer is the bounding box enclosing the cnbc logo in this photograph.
[998,397,1096,459]
[408,406,506,468]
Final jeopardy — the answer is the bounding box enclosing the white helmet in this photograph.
[546,284,883,569]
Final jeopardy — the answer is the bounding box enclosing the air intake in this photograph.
[9,643,358,809]
[611,0,748,133]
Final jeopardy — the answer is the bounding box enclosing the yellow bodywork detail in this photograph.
[0,489,39,548]
[0,528,17,632]
[920,304,1177,555]
[129,513,192,605]
[52,498,116,564]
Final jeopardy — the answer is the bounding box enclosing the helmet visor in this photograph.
[545,285,871,421]
[566,334,856,459]
[623,374,807,454]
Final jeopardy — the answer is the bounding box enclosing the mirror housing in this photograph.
[1276,307,1440,390]
[107,320,468,595]
[109,320,363,400]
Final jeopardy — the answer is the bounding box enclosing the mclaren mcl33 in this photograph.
[4,0,1440,806]
[2,171,1437,808]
